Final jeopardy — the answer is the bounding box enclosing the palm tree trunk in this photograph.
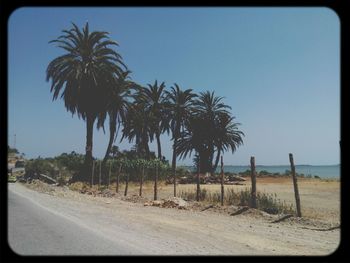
[101,118,116,185]
[171,138,177,197]
[73,114,94,182]
[139,165,144,196]
[141,133,151,160]
[212,150,221,175]
[199,150,210,174]
[156,132,162,159]
[102,119,116,167]
[209,144,214,175]
[86,114,94,162]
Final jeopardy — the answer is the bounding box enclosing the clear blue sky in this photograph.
[8,7,340,165]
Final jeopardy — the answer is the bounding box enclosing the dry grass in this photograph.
[59,176,340,223]
[113,177,339,222]
[178,187,294,214]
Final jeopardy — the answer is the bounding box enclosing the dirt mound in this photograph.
[122,194,149,203]
[285,216,340,229]
[242,208,275,219]
[24,179,56,195]
[80,188,116,198]
[144,197,189,209]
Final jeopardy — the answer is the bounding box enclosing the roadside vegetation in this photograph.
[45,22,244,191]
[13,22,322,217]
[179,188,294,214]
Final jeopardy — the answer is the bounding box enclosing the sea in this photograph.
[183,165,340,179]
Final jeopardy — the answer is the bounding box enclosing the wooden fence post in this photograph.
[124,169,129,196]
[250,156,257,208]
[220,156,224,206]
[140,164,144,197]
[196,157,201,202]
[289,153,302,217]
[108,162,111,188]
[91,161,95,188]
[116,164,121,193]
[173,166,177,198]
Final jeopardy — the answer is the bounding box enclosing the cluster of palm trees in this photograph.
[46,22,244,196]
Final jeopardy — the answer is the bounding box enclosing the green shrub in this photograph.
[259,170,270,176]
[239,169,251,176]
[25,158,57,178]
[55,151,84,172]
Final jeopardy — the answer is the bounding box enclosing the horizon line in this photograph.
[177,163,340,167]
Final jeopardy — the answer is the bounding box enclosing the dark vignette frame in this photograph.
[0,0,347,262]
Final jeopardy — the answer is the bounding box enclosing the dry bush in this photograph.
[68,182,90,192]
[179,187,294,214]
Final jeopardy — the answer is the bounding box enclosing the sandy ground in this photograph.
[113,177,340,224]
[9,178,341,256]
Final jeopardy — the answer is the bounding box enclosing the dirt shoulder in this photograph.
[9,180,340,255]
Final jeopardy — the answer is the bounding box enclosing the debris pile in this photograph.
[122,194,148,203]
[144,197,188,209]
[80,188,116,198]
[177,174,246,185]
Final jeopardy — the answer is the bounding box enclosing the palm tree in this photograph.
[212,114,244,173]
[121,92,152,159]
[176,91,243,174]
[97,70,136,168]
[176,113,211,172]
[165,84,197,196]
[139,80,168,159]
[46,22,126,182]
[194,91,233,173]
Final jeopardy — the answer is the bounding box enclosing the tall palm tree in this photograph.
[165,84,197,196]
[176,113,211,172]
[194,91,231,173]
[139,80,168,159]
[121,91,152,159]
[212,114,244,173]
[97,70,136,168]
[176,91,243,174]
[46,22,126,182]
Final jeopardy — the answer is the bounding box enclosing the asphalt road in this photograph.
[7,184,135,255]
[7,182,340,256]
